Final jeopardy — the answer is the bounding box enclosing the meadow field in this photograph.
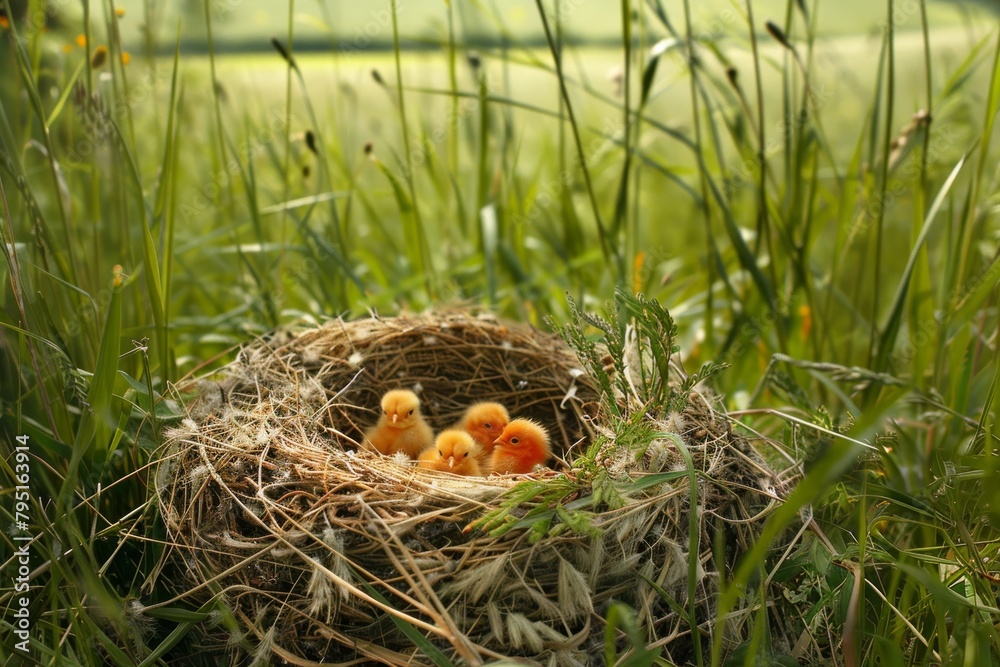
[2,0,1000,664]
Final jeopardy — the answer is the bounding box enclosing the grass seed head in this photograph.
[506,613,543,653]
[306,558,335,620]
[249,625,275,667]
[557,559,593,620]
[188,464,211,487]
[487,602,504,642]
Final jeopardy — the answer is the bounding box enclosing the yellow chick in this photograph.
[456,401,510,458]
[364,389,434,459]
[418,430,483,476]
[491,419,551,475]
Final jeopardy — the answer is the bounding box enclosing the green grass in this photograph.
[1,0,999,664]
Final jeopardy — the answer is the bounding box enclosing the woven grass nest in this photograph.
[155,311,783,665]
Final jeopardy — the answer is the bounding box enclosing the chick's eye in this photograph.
[510,437,519,444]
[382,410,387,415]
[408,409,414,415]
[484,423,491,429]
[438,449,443,456]
[463,452,469,457]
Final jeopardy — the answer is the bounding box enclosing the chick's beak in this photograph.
[447,456,455,469]
[492,437,503,448]
[392,413,398,424]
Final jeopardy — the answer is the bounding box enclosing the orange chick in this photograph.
[456,401,510,457]
[490,419,551,475]
[364,390,434,459]
[418,430,483,476]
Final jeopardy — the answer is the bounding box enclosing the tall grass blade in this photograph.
[609,0,633,249]
[948,257,1000,337]
[873,155,966,376]
[604,601,662,667]
[673,434,704,667]
[710,389,905,665]
[534,0,620,283]
[390,0,436,298]
[866,0,897,370]
[956,25,1000,285]
[136,600,220,667]
[151,33,184,381]
[361,583,453,667]
[110,117,167,349]
[58,266,123,510]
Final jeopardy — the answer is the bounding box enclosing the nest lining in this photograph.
[154,312,782,665]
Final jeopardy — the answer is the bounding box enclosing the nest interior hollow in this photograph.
[155,312,782,666]
[287,311,600,457]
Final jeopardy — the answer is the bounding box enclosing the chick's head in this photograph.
[459,402,510,447]
[493,418,551,454]
[434,430,478,468]
[380,389,422,428]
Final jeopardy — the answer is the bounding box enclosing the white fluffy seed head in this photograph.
[249,625,275,667]
[188,464,211,486]
[390,451,412,466]
[322,528,344,553]
[664,411,688,434]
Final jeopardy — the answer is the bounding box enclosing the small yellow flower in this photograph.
[632,251,646,294]
[75,33,87,47]
[120,51,131,65]
[115,7,126,17]
[798,304,812,341]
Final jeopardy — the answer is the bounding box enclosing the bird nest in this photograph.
[153,311,783,665]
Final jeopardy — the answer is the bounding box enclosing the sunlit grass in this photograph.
[1,0,999,663]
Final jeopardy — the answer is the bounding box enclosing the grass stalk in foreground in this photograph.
[390,0,436,299]
[534,0,621,284]
[864,0,895,379]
